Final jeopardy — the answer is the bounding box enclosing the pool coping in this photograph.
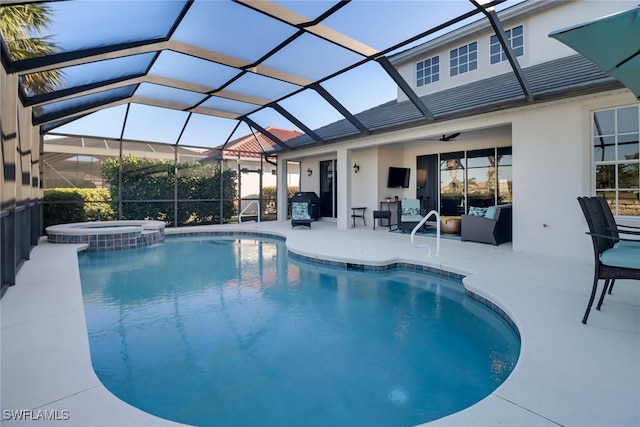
[46,220,166,251]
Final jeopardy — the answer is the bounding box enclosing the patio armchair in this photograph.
[577,197,640,324]
[460,204,512,245]
[397,199,425,233]
[291,201,312,228]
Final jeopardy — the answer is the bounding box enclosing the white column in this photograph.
[276,157,289,221]
[336,148,352,230]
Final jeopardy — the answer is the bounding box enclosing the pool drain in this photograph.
[388,387,409,405]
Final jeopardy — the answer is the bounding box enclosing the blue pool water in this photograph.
[78,236,520,427]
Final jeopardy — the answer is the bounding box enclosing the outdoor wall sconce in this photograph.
[307,168,312,177]
[353,163,360,173]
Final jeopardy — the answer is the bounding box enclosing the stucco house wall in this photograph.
[512,90,637,258]
[393,0,635,102]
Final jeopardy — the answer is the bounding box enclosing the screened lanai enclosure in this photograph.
[2,0,543,291]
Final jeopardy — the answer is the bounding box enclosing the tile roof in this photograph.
[206,127,303,159]
[279,55,621,151]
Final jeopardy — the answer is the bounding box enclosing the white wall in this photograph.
[299,155,334,199]
[511,101,590,258]
[378,145,407,201]
[528,0,636,64]
[395,0,637,102]
[350,147,379,224]
[512,90,638,258]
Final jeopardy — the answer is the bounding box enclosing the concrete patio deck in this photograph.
[1,219,638,426]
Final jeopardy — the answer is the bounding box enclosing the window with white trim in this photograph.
[416,56,439,87]
[450,42,477,76]
[593,105,640,216]
[490,25,524,65]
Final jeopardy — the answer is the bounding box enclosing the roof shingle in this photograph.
[279,55,620,151]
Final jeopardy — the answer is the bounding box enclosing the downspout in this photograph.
[219,156,224,224]
[237,152,241,221]
[173,147,178,228]
[259,154,264,222]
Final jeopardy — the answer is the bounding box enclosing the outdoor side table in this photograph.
[351,207,367,227]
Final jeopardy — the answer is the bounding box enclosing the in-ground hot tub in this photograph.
[46,220,165,251]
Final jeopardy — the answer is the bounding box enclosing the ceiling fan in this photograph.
[426,132,461,141]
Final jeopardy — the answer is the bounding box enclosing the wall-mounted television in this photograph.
[387,167,410,188]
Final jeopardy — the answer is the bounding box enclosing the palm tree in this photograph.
[0,4,61,95]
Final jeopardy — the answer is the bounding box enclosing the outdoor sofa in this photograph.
[461,204,512,245]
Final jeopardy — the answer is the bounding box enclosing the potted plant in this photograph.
[440,215,461,234]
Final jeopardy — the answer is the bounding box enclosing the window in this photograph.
[450,42,477,77]
[490,25,524,65]
[440,151,465,215]
[497,146,512,204]
[593,105,640,216]
[416,56,439,87]
[439,147,512,215]
[467,148,496,208]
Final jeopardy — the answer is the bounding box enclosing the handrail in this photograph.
[239,200,261,224]
[410,210,440,256]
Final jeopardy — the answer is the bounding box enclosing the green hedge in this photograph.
[44,159,300,227]
[101,156,237,226]
[262,185,298,214]
[43,188,115,228]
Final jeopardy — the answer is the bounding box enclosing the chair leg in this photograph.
[608,279,616,294]
[596,279,611,311]
[582,277,600,324]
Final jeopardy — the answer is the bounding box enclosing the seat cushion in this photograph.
[614,241,640,249]
[401,215,423,222]
[291,202,310,220]
[600,245,640,269]
[373,210,391,218]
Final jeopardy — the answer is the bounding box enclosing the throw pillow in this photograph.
[402,207,419,216]
[468,206,487,216]
[484,205,498,220]
[292,202,311,220]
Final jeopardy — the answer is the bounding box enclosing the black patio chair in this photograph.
[595,196,640,295]
[576,197,640,324]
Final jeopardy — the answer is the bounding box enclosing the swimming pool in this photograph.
[78,235,520,427]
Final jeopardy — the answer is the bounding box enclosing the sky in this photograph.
[42,0,525,150]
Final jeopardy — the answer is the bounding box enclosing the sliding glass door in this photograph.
[437,147,512,215]
[440,151,465,215]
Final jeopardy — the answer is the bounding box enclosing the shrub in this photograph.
[262,185,298,214]
[43,188,115,228]
[101,156,237,226]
